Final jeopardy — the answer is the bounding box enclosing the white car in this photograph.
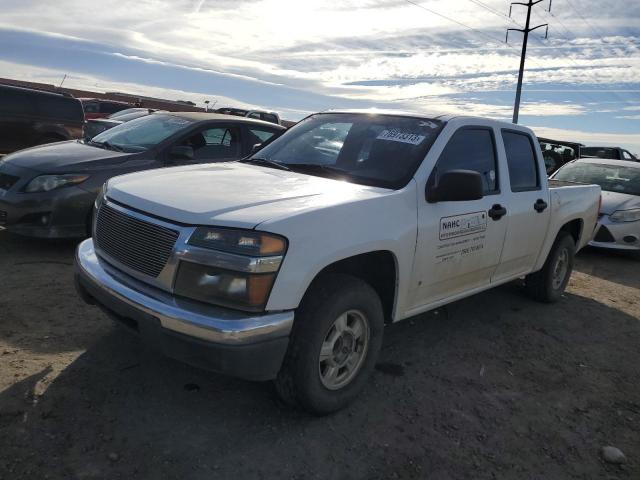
[75,110,601,413]
[552,158,640,253]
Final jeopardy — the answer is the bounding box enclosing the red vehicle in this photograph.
[79,98,131,120]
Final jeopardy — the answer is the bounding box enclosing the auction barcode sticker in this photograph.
[376,129,426,145]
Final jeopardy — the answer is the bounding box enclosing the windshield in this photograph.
[91,114,192,152]
[554,162,640,196]
[246,113,444,189]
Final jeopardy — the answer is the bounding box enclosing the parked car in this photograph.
[83,109,163,140]
[74,110,601,414]
[552,159,640,253]
[581,146,638,162]
[79,98,131,120]
[0,112,284,238]
[214,107,280,125]
[0,84,84,154]
[538,137,582,174]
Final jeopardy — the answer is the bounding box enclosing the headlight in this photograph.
[176,227,288,311]
[610,208,640,223]
[95,182,107,209]
[24,174,89,193]
[175,262,276,311]
[188,226,286,256]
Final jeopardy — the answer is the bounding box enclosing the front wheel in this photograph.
[525,232,575,303]
[274,274,384,414]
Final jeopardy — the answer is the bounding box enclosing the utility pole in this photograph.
[506,0,548,123]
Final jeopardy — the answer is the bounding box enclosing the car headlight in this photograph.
[24,174,89,193]
[610,208,640,223]
[175,227,288,311]
[188,226,286,256]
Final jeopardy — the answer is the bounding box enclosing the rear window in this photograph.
[553,162,640,196]
[0,86,83,121]
[0,86,36,115]
[37,95,84,122]
[502,130,540,191]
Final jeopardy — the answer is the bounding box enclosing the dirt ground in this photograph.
[0,231,638,480]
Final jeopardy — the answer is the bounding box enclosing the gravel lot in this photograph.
[1,231,638,479]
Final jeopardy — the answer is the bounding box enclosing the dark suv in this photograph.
[0,84,85,155]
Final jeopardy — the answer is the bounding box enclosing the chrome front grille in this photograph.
[95,203,179,277]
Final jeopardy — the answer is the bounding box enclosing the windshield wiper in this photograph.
[240,157,291,171]
[102,141,125,152]
[285,163,349,177]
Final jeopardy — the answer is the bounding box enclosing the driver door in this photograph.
[410,126,509,309]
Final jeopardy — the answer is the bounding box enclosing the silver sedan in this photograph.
[552,159,640,253]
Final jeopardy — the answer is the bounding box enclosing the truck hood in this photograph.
[1,140,133,172]
[106,162,389,228]
[600,190,640,215]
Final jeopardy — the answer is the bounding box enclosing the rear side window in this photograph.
[502,130,540,191]
[249,127,278,144]
[37,96,84,122]
[435,128,498,193]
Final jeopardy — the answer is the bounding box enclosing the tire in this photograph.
[525,232,575,303]
[274,273,384,415]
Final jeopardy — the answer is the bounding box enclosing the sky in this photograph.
[1,0,639,151]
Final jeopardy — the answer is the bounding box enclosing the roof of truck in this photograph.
[321,109,532,130]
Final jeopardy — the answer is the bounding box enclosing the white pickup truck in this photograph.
[75,110,601,414]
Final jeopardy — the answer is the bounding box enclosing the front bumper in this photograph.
[589,217,640,252]
[0,180,94,238]
[75,239,294,381]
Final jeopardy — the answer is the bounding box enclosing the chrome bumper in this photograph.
[75,238,294,345]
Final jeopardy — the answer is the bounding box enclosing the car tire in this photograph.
[525,232,575,303]
[274,273,384,415]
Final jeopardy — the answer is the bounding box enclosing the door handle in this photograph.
[534,199,548,212]
[488,204,507,220]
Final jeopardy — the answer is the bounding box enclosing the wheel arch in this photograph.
[304,250,399,324]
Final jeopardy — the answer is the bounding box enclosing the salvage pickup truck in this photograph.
[75,110,601,414]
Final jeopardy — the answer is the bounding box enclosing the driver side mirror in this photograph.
[169,145,194,161]
[426,169,484,203]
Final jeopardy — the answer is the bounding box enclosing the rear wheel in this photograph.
[274,274,384,414]
[525,232,575,303]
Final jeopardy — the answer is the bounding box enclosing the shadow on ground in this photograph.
[2,281,639,479]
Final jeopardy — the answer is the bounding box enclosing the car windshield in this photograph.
[245,113,444,189]
[554,162,640,196]
[90,114,192,152]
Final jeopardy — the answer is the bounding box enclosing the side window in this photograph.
[183,126,241,160]
[622,150,633,160]
[82,102,99,113]
[100,103,125,114]
[247,112,262,120]
[261,113,278,124]
[502,130,540,191]
[435,128,498,193]
[249,128,277,144]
